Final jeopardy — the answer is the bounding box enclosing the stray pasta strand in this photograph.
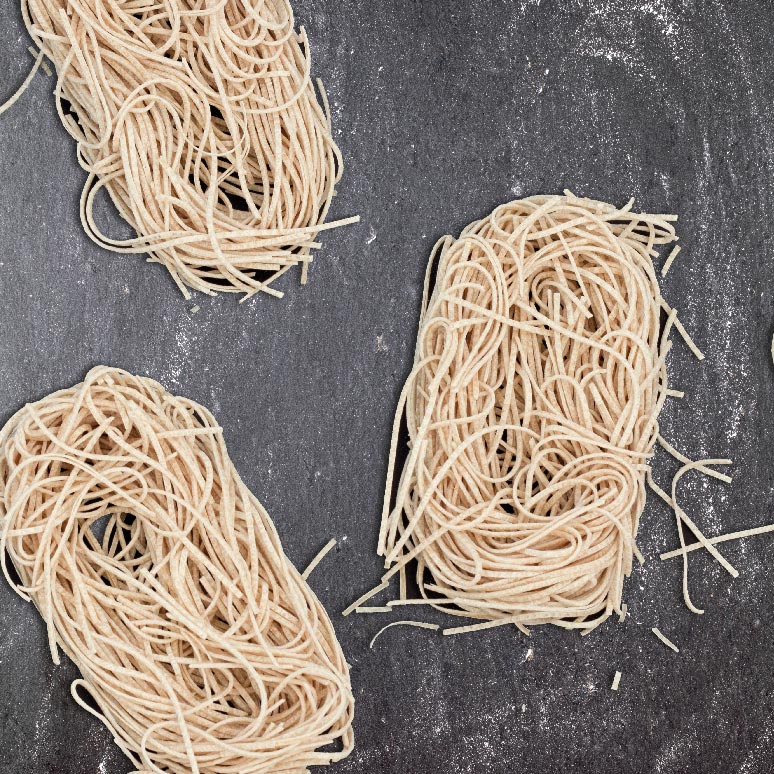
[355,606,393,614]
[369,621,439,649]
[25,45,52,76]
[652,627,680,653]
[302,538,337,580]
[0,51,44,116]
[661,244,681,277]
[660,522,774,561]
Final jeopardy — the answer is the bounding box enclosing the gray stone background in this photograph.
[1,1,774,772]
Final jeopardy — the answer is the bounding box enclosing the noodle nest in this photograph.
[0,366,354,773]
[21,0,352,298]
[379,194,677,631]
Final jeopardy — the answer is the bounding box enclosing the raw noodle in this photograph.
[20,0,356,298]
[375,194,682,632]
[0,366,354,773]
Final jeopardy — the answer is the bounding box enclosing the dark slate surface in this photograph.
[1,1,774,772]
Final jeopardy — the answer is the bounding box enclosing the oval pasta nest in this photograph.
[379,194,678,632]
[0,367,354,773]
[21,0,354,298]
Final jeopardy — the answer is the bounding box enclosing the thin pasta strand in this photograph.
[25,45,52,76]
[661,244,681,277]
[341,581,389,616]
[660,300,705,360]
[355,606,393,614]
[660,522,774,561]
[369,620,439,648]
[0,51,44,116]
[301,537,337,580]
[651,627,679,653]
[443,619,524,636]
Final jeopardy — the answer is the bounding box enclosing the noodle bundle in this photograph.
[0,367,354,773]
[21,0,354,298]
[377,194,679,632]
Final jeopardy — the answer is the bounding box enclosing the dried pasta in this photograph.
[0,367,354,773]
[20,0,356,298]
